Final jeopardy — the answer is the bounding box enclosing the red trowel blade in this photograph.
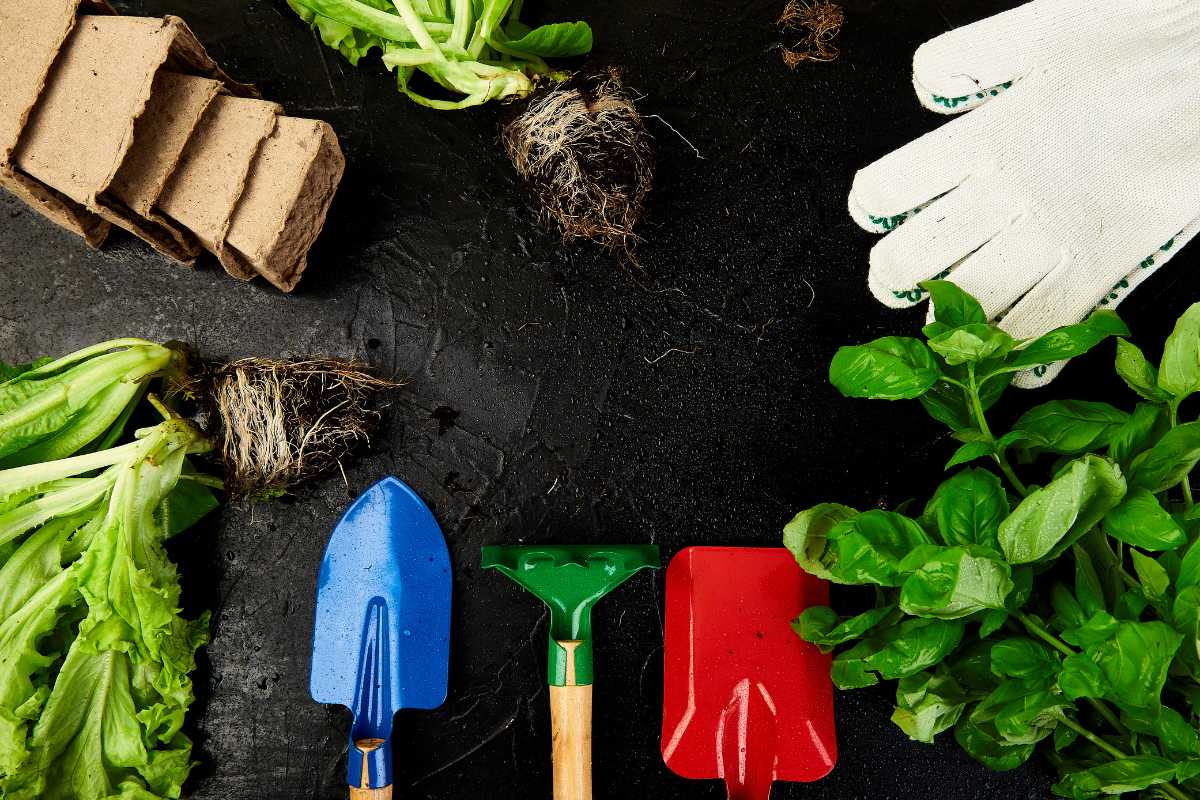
[661,547,837,799]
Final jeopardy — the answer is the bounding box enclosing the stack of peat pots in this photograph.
[0,0,345,292]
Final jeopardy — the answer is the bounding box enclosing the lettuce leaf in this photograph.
[0,418,215,799]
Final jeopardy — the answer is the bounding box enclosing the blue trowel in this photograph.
[310,477,452,799]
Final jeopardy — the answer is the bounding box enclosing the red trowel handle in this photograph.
[719,679,778,800]
[550,641,592,800]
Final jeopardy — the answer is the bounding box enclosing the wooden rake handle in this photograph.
[550,641,592,800]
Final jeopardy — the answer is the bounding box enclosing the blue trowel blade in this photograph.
[310,476,452,734]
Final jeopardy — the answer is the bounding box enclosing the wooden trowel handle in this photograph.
[550,684,592,800]
[349,788,392,800]
[348,738,392,800]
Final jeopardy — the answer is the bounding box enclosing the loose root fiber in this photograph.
[501,68,654,259]
[779,0,844,66]
[200,358,401,498]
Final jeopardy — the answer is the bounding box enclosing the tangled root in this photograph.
[779,0,844,66]
[189,358,402,499]
[501,68,654,259]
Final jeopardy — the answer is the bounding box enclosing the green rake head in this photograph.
[482,544,659,685]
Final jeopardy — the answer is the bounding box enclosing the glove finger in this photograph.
[868,178,1014,309]
[912,0,1095,115]
[935,223,1063,319]
[1008,219,1200,388]
[914,74,1015,116]
[849,190,937,235]
[850,112,981,231]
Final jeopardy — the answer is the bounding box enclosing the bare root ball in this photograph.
[197,358,402,499]
[501,68,654,258]
[778,0,844,66]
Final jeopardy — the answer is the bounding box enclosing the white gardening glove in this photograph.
[849,0,1200,386]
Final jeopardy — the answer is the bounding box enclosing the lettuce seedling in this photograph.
[0,411,214,799]
[287,0,592,109]
[0,339,177,468]
[790,282,1200,800]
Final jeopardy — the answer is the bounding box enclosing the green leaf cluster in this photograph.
[287,0,592,109]
[791,287,1200,799]
[0,342,219,799]
[0,339,176,468]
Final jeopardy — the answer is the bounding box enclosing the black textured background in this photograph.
[3,1,1198,798]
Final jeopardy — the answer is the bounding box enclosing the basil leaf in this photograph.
[505,21,593,56]
[920,381,972,431]
[1131,550,1171,603]
[1069,621,1182,708]
[1107,402,1168,470]
[1051,756,1177,799]
[829,337,941,400]
[978,609,1008,638]
[943,642,997,693]
[1171,587,1200,680]
[825,510,934,587]
[1129,421,1200,493]
[900,546,1014,619]
[1012,400,1128,456]
[998,456,1126,564]
[928,324,1015,366]
[1115,338,1170,402]
[1052,723,1078,752]
[891,667,967,743]
[830,638,883,688]
[920,280,987,328]
[1062,611,1119,649]
[977,680,1066,746]
[1059,651,1108,702]
[1074,546,1107,618]
[922,321,952,340]
[1158,301,1200,400]
[945,441,993,470]
[954,717,1035,771]
[794,604,895,652]
[923,469,1008,549]
[1007,310,1129,369]
[1120,705,1200,761]
[989,638,1058,682]
[1177,537,1200,591]
[830,618,966,688]
[1079,533,1124,610]
[1051,583,1086,631]
[783,503,858,581]
[1104,488,1186,551]
[864,618,967,680]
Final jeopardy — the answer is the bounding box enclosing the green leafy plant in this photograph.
[788,282,1200,799]
[287,0,592,109]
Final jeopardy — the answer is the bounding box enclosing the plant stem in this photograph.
[1015,612,1129,737]
[1015,611,1072,657]
[1052,712,1126,760]
[966,365,1029,497]
[1170,402,1194,509]
[1051,714,1193,800]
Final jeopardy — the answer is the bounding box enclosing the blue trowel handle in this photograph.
[347,736,392,800]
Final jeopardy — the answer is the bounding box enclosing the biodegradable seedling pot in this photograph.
[0,0,114,246]
[223,116,346,292]
[11,14,252,262]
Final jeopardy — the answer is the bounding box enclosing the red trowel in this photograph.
[661,547,837,799]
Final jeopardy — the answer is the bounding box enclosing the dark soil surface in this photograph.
[4,1,1198,797]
